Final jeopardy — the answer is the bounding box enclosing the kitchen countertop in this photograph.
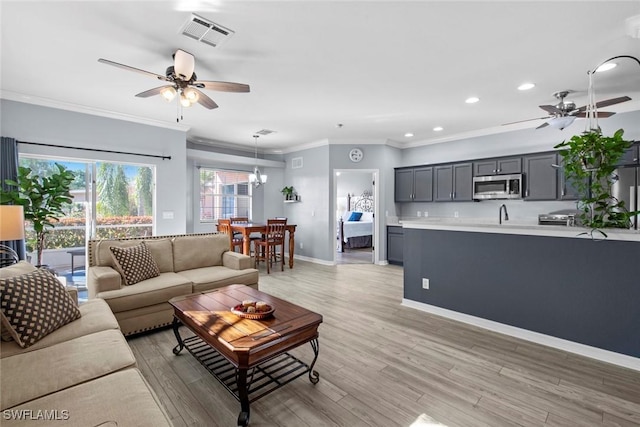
[396,217,640,242]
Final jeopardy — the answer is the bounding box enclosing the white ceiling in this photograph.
[2,1,640,152]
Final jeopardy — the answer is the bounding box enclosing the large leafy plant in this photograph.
[554,128,638,236]
[1,164,75,265]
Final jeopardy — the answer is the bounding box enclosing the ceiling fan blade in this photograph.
[575,111,616,118]
[502,116,550,126]
[539,104,561,115]
[135,85,174,98]
[98,58,168,81]
[575,96,632,112]
[193,80,250,92]
[192,88,219,109]
[536,122,550,129]
[174,49,195,81]
[594,96,631,109]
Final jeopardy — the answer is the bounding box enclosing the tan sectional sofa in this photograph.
[87,232,259,336]
[0,261,172,427]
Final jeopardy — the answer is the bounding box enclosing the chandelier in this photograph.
[248,135,267,187]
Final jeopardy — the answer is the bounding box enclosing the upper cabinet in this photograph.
[617,144,639,166]
[473,157,522,176]
[394,166,433,202]
[434,163,473,202]
[523,153,558,200]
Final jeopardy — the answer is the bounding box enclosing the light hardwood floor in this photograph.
[127,261,640,427]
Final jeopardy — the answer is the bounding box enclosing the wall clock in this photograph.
[349,148,364,163]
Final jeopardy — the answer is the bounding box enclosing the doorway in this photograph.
[334,169,378,265]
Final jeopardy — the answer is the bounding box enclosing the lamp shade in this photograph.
[548,116,576,130]
[0,205,25,241]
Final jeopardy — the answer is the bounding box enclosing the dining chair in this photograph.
[254,218,287,274]
[230,216,262,249]
[217,219,243,253]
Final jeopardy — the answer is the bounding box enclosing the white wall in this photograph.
[1,100,188,236]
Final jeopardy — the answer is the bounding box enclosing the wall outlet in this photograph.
[417,211,422,217]
[299,242,304,249]
[424,211,429,218]
[422,278,430,289]
[454,211,459,218]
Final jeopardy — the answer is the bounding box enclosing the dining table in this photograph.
[222,222,297,269]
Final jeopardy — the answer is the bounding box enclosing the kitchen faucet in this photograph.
[499,204,509,224]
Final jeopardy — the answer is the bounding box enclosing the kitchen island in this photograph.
[401,219,640,369]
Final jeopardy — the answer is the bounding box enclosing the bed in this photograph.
[338,191,374,252]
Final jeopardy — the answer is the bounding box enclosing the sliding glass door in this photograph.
[18,156,154,290]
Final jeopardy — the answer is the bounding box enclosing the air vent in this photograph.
[291,157,303,169]
[255,129,276,136]
[181,14,234,47]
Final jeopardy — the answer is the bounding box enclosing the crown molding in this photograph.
[0,91,190,133]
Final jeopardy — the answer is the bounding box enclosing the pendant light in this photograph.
[248,135,267,187]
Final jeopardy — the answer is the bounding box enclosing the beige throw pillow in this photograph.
[0,269,81,348]
[110,243,160,286]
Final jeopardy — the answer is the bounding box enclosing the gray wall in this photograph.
[404,228,640,358]
[1,100,188,236]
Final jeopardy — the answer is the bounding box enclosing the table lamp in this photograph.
[0,205,25,266]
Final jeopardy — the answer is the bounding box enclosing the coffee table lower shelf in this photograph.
[180,334,319,404]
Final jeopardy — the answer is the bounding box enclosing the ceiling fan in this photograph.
[98,49,249,119]
[506,90,631,130]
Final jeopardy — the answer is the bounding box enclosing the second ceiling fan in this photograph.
[508,90,631,130]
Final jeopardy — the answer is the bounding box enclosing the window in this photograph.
[199,168,251,222]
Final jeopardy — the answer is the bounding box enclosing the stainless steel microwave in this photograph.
[472,174,523,200]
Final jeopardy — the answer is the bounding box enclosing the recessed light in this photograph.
[465,97,480,104]
[518,83,535,91]
[404,132,414,138]
[595,63,617,72]
[336,172,341,176]
[433,126,443,132]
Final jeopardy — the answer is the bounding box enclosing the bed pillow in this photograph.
[361,212,374,222]
[348,212,363,221]
[110,243,160,286]
[0,269,81,348]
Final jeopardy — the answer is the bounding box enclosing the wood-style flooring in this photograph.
[127,261,640,427]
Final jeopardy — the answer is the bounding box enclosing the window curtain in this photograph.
[1,137,26,261]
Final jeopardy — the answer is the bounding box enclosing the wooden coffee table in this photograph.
[169,285,323,426]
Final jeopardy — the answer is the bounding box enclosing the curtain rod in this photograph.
[17,140,171,160]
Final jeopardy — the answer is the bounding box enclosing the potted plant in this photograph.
[554,128,639,236]
[281,186,295,201]
[0,163,75,266]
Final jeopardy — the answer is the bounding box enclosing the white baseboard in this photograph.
[293,255,334,266]
[402,299,640,372]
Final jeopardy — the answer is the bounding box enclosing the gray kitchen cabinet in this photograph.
[473,157,522,176]
[395,169,415,202]
[387,226,404,265]
[523,153,558,200]
[618,144,639,166]
[434,163,472,201]
[394,167,433,202]
[558,167,582,200]
[413,167,433,201]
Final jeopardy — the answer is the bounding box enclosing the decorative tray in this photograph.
[231,303,275,320]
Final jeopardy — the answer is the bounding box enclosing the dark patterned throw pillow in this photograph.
[0,269,82,348]
[110,243,160,286]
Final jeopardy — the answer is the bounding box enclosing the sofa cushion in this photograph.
[0,298,119,358]
[97,272,192,313]
[142,239,174,273]
[173,234,228,272]
[0,329,135,410]
[0,269,81,348]
[110,243,160,286]
[179,266,259,293]
[2,369,172,426]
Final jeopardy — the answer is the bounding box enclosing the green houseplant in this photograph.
[281,186,295,200]
[554,128,638,236]
[0,163,75,266]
